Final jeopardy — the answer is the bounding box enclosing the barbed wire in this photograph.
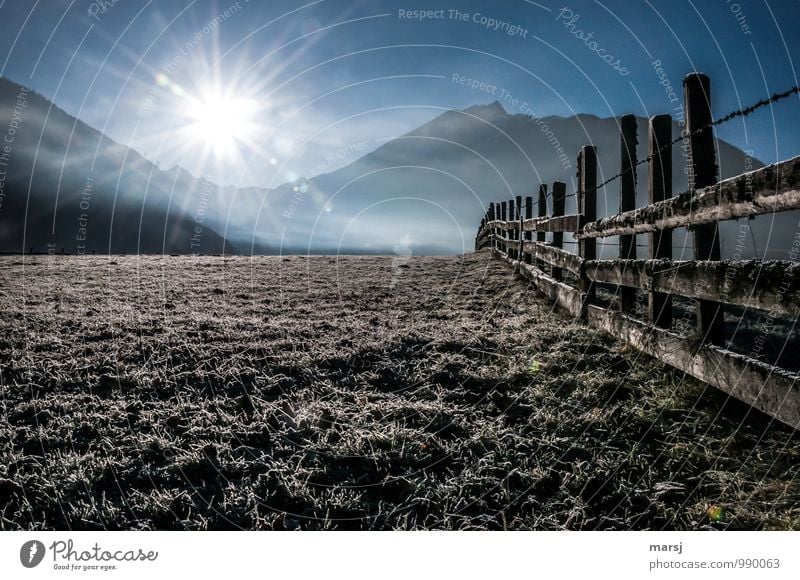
[486,82,799,218]
[593,83,800,191]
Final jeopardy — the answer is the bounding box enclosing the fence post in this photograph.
[537,184,547,271]
[488,203,495,253]
[507,200,512,257]
[509,197,517,260]
[551,181,566,281]
[504,199,511,258]
[578,146,597,317]
[500,201,508,253]
[500,201,507,253]
[492,202,498,254]
[524,196,533,265]
[515,195,522,265]
[484,204,489,252]
[619,114,637,314]
[684,72,724,346]
[648,115,673,328]
[505,197,511,259]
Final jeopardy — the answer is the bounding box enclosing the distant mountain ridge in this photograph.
[281,100,779,256]
[0,77,784,257]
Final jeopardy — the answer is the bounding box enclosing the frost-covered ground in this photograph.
[0,251,798,530]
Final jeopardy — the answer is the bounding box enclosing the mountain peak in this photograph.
[462,100,507,120]
[165,165,199,183]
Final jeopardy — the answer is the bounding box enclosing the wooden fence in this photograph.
[474,73,800,429]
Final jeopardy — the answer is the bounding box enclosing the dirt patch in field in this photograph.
[0,251,798,530]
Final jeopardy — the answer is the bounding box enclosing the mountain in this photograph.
[0,78,783,257]
[0,77,234,254]
[262,100,785,257]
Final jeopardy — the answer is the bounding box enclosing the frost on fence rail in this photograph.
[579,155,800,239]
[585,258,800,317]
[473,72,800,429]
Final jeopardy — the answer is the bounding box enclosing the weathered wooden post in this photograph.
[551,181,566,281]
[524,196,533,265]
[509,197,517,260]
[488,202,496,253]
[492,202,497,253]
[500,201,507,256]
[684,72,724,345]
[497,201,506,252]
[537,184,547,272]
[504,198,510,258]
[492,203,500,252]
[515,195,522,264]
[648,115,673,328]
[483,207,489,249]
[578,146,597,316]
[500,201,506,256]
[506,199,512,258]
[619,115,637,314]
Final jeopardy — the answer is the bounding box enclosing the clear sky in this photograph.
[1,0,798,188]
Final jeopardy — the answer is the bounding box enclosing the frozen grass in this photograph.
[0,250,798,530]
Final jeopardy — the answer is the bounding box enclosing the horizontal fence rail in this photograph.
[474,72,800,429]
[586,259,800,317]
[522,241,583,276]
[579,156,800,239]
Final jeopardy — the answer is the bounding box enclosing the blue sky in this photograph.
[1,0,798,187]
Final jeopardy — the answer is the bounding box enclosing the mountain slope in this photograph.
[0,78,782,257]
[0,77,234,254]
[271,101,782,257]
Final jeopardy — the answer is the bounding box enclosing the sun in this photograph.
[186,93,257,158]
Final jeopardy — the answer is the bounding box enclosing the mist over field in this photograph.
[0,78,787,257]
